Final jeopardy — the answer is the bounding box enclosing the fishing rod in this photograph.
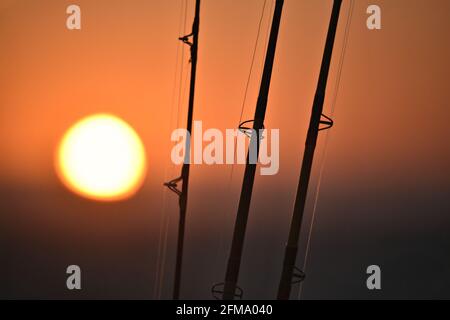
[212,0,285,300]
[277,0,342,300]
[164,0,201,300]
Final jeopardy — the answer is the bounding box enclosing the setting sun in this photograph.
[56,114,147,201]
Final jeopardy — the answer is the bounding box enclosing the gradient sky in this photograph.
[1,0,449,299]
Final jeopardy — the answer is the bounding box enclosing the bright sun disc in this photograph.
[56,114,147,201]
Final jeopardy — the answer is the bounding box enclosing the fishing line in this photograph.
[154,181,172,299]
[261,0,275,71]
[297,0,355,300]
[255,0,274,268]
[176,0,190,129]
[154,0,189,299]
[212,0,270,284]
[228,0,270,186]
[238,0,269,126]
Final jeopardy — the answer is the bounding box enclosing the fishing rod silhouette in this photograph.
[164,0,201,301]
[212,0,285,300]
[213,0,342,300]
[164,0,343,301]
[278,0,342,300]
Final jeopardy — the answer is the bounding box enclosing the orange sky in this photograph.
[1,0,450,299]
[1,0,449,188]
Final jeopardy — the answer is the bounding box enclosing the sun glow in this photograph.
[56,114,147,201]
